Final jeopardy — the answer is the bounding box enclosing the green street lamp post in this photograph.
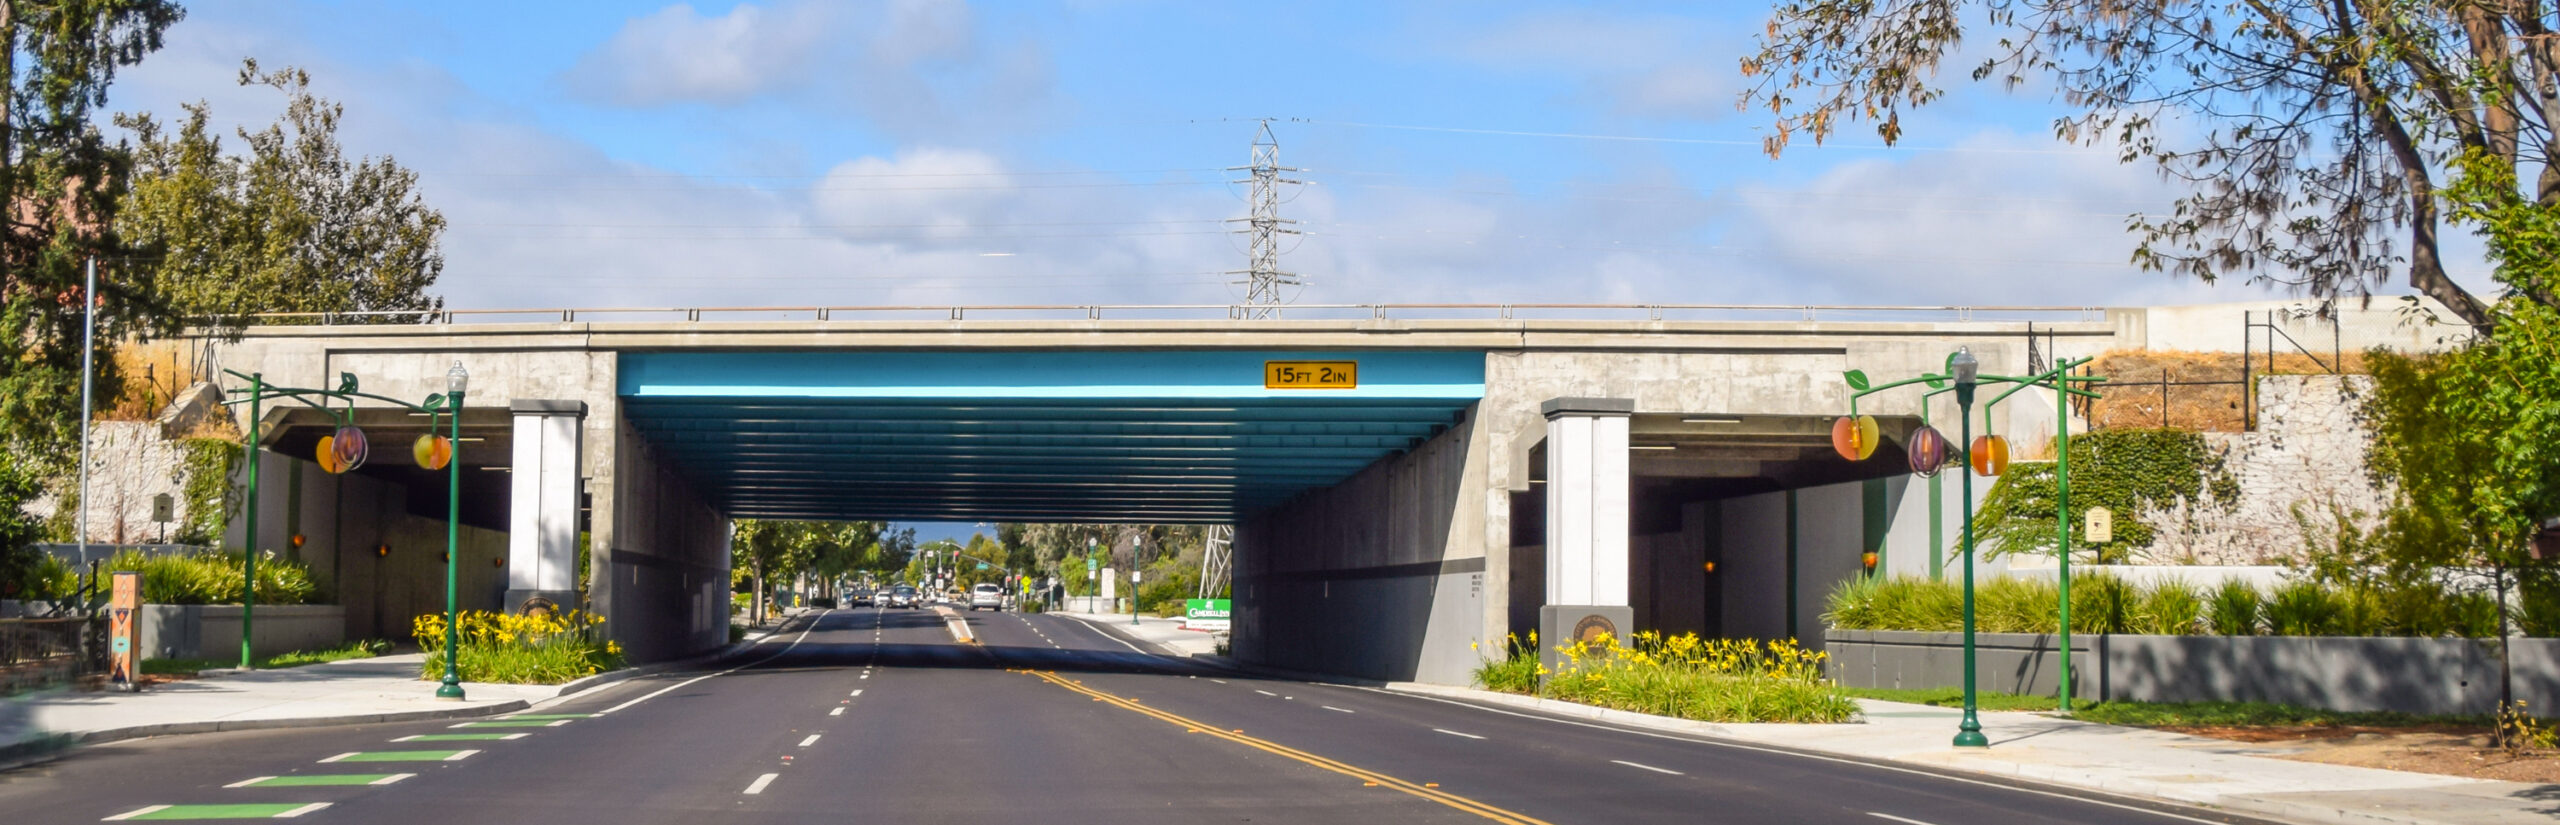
[436,361,469,701]
[1841,346,2104,748]
[1948,349,1987,748]
[219,364,470,695]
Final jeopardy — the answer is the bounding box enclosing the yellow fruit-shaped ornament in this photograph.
[1829,415,1881,461]
[413,434,454,470]
[316,435,345,474]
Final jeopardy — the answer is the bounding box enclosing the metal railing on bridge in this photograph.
[203,302,2114,326]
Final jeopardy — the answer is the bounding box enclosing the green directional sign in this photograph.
[1086,558,1098,572]
[976,562,989,571]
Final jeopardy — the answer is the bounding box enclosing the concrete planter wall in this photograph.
[1826,628,2560,716]
[139,605,345,661]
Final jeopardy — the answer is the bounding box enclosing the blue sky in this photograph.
[101,0,2479,317]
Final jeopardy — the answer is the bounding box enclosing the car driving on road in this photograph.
[890,585,918,608]
[969,583,1005,611]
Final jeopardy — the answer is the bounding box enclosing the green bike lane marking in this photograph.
[448,719,569,728]
[226,774,413,788]
[393,732,527,742]
[497,713,592,720]
[103,803,329,820]
[317,749,479,763]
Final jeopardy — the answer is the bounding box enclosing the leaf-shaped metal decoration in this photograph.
[422,393,446,411]
[1843,369,1871,391]
[338,372,360,393]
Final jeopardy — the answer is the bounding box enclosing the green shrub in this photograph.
[2209,580,2262,635]
[1471,633,1540,694]
[2137,580,2204,635]
[2265,579,2341,636]
[2068,572,2137,634]
[1824,574,1961,632]
[82,549,320,606]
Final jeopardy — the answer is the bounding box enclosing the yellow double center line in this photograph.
[1027,670,1554,825]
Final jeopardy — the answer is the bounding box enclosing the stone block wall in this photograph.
[2139,374,2387,565]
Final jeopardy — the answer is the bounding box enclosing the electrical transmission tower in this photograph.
[1228,120,1303,318]
[1197,525,1233,600]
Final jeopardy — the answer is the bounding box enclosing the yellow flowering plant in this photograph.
[414,608,623,685]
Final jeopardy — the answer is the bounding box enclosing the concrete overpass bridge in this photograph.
[203,303,2126,684]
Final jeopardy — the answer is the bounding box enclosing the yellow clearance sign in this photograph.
[1265,360,1357,389]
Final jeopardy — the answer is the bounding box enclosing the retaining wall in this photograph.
[139,605,346,661]
[1826,628,2560,715]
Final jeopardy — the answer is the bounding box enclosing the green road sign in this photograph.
[1086,558,1098,572]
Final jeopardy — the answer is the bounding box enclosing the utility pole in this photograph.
[1227,119,1303,319]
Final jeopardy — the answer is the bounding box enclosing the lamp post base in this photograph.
[1954,722,1988,748]
[436,683,467,701]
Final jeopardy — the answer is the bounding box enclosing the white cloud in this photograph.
[1448,11,1740,121]
[563,3,839,106]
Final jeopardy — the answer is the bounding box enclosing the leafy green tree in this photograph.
[2364,152,2560,637]
[116,59,444,327]
[1740,1,2560,329]
[0,0,182,600]
[0,0,183,470]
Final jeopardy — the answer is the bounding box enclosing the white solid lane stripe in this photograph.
[1611,760,1684,776]
[391,735,420,742]
[273,803,331,818]
[372,774,416,786]
[601,612,825,715]
[103,805,172,821]
[1322,706,1355,714]
[225,777,276,788]
[503,733,528,740]
[829,707,844,716]
[1433,728,1486,740]
[1353,687,2233,825]
[1868,814,1936,825]
[317,753,356,763]
[743,773,779,794]
[799,734,821,747]
[1254,690,1277,697]
[444,750,480,761]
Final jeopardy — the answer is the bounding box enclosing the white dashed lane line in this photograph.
[1611,759,1684,776]
[743,773,779,795]
[1322,706,1355,714]
[798,735,821,747]
[829,707,844,716]
[1254,690,1277,697]
[1867,814,1936,825]
[1432,729,1486,740]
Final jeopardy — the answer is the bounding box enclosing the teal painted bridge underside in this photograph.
[618,351,1484,522]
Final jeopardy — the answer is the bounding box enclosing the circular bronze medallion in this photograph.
[1572,613,1618,647]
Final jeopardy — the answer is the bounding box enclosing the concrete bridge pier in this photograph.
[1538,397,1633,672]
[505,400,585,614]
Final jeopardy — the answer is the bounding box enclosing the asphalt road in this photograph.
[0,607,2284,824]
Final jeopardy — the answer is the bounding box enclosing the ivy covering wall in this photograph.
[1975,428,2238,563]
[176,437,241,547]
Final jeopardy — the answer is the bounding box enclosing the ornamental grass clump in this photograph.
[415,609,623,685]
[1472,631,1858,724]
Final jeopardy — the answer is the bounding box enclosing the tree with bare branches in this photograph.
[1740,1,2560,330]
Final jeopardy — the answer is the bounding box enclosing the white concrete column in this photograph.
[508,400,586,609]
[1542,397,1632,607]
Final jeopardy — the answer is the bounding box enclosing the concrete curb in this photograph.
[1372,681,2489,825]
[0,698,531,774]
[0,629,790,774]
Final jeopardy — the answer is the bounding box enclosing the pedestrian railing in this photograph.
[0,617,105,696]
[194,302,2114,327]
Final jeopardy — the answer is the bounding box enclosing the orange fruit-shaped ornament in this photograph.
[1969,434,2011,476]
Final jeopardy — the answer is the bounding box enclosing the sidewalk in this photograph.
[0,654,564,756]
[1043,611,1221,657]
[1040,612,2556,825]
